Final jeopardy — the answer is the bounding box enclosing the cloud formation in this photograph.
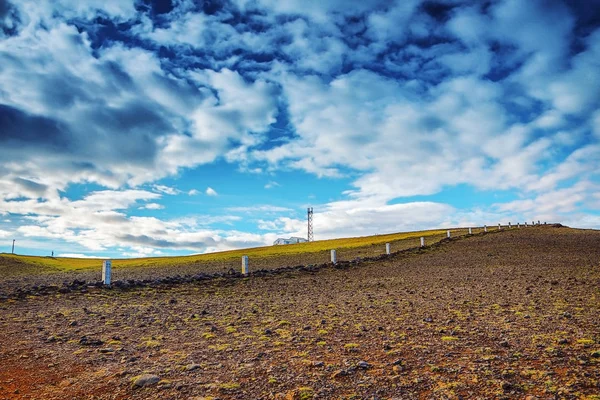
[0,0,598,256]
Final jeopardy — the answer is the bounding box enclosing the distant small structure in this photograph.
[273,237,308,245]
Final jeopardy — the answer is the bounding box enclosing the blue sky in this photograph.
[0,0,599,258]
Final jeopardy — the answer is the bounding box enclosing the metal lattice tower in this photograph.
[307,207,314,242]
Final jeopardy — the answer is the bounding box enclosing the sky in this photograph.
[0,0,599,258]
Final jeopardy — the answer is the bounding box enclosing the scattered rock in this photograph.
[131,374,160,389]
[499,340,509,348]
[357,361,371,369]
[312,361,324,367]
[331,369,349,379]
[562,311,572,318]
[79,336,103,346]
[423,316,433,323]
[557,338,569,345]
[185,363,201,371]
[264,329,273,335]
[99,348,114,353]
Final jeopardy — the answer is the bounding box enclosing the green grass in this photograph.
[0,227,472,274]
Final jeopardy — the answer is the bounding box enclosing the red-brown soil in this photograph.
[1,226,599,399]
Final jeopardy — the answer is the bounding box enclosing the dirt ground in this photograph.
[0,226,599,399]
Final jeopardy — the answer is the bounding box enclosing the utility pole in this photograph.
[307,207,314,242]
[12,239,15,254]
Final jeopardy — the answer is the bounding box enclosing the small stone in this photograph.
[562,311,572,318]
[557,338,569,345]
[501,381,514,392]
[331,369,349,379]
[499,340,509,348]
[357,361,371,369]
[99,348,114,353]
[313,361,324,367]
[392,359,403,366]
[423,316,433,323]
[185,363,201,371]
[131,374,160,389]
[69,321,78,327]
[264,329,273,335]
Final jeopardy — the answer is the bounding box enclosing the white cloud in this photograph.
[1,0,599,257]
[264,181,280,189]
[58,253,103,259]
[139,203,164,210]
[0,229,11,238]
[153,185,181,195]
[260,201,456,240]
[229,205,292,213]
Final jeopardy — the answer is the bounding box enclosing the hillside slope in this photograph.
[1,225,599,399]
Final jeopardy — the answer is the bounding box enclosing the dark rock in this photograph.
[357,361,371,369]
[131,374,160,388]
[185,363,201,371]
[79,336,103,346]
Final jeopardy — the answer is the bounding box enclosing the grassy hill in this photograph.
[0,227,477,274]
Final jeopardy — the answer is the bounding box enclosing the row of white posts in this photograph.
[99,221,548,285]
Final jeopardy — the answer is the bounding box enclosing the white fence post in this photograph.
[508,222,511,228]
[420,237,425,247]
[385,243,391,255]
[102,260,112,285]
[484,225,487,232]
[517,222,520,228]
[498,223,501,230]
[468,227,472,234]
[447,230,451,238]
[331,249,337,264]
[241,256,249,275]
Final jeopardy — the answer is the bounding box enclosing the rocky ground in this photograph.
[0,225,599,399]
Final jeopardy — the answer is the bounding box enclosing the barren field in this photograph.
[1,225,599,399]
